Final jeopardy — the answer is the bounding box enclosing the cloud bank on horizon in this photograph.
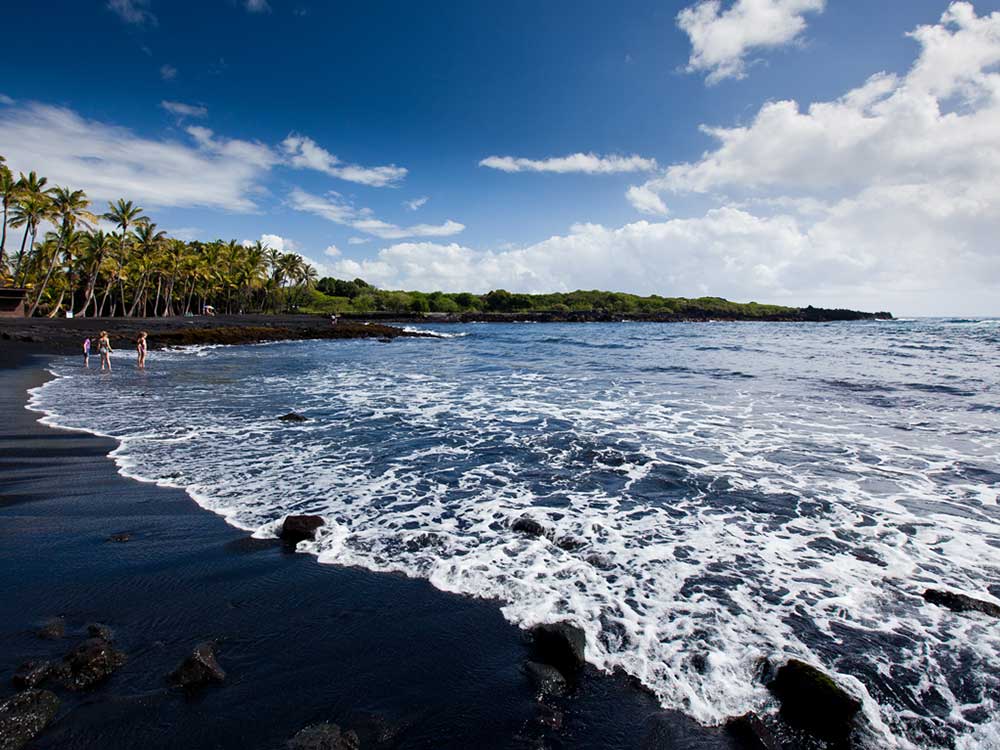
[2,1,1000,315]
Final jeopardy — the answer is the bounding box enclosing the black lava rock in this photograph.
[287,723,360,750]
[529,622,587,675]
[923,588,1000,618]
[57,637,126,691]
[767,659,861,743]
[280,515,325,545]
[0,689,60,750]
[108,533,131,543]
[725,712,780,750]
[523,661,567,698]
[86,623,114,641]
[169,642,226,688]
[11,661,55,691]
[555,535,586,551]
[512,516,547,538]
[278,412,309,422]
[36,618,65,640]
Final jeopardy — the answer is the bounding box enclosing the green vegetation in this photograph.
[304,278,797,318]
[0,154,318,317]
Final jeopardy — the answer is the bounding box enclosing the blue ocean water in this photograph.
[30,319,1000,749]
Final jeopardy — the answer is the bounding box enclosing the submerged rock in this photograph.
[287,723,360,750]
[11,661,55,691]
[169,642,226,688]
[280,515,325,545]
[923,588,1000,618]
[767,659,861,742]
[86,623,114,641]
[725,712,780,750]
[523,661,567,698]
[36,618,65,640]
[0,689,60,750]
[278,412,309,422]
[512,516,548,538]
[57,637,126,691]
[529,622,587,675]
[108,533,131,543]
[554,535,586,551]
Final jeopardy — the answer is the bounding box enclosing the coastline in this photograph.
[0,347,743,749]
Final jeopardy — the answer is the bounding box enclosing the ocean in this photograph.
[29,319,1000,749]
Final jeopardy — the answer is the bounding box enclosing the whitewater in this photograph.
[28,320,1000,749]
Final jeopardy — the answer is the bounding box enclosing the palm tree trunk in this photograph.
[13,225,31,284]
[0,200,8,274]
[28,243,63,317]
[47,289,65,318]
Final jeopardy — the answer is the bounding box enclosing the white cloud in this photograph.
[480,152,657,174]
[161,100,208,118]
[241,233,298,252]
[324,244,341,257]
[0,101,278,211]
[160,64,178,81]
[281,134,407,187]
[245,0,271,12]
[107,0,157,26]
[289,188,465,240]
[404,196,429,211]
[626,184,669,215]
[0,94,14,106]
[677,0,824,84]
[347,237,370,245]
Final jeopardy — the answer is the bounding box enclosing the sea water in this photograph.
[29,320,1000,749]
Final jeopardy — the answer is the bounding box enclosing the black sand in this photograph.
[0,347,742,749]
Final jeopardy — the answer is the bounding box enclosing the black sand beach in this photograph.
[0,347,743,749]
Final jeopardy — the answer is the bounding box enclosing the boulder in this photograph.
[767,659,861,742]
[0,690,60,750]
[36,618,65,640]
[169,642,226,688]
[512,516,548,538]
[523,661,567,698]
[57,637,126,691]
[585,552,614,570]
[11,661,55,691]
[923,589,1000,618]
[279,412,309,422]
[725,712,780,750]
[108,533,131,543]
[287,723,360,750]
[86,623,114,641]
[280,515,325,545]
[529,622,586,675]
[555,535,586,551]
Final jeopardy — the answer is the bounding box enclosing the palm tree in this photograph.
[126,221,167,316]
[33,187,96,316]
[0,166,19,279]
[79,230,115,316]
[9,193,53,286]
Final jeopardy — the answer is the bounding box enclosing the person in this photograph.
[330,314,339,327]
[83,337,91,368]
[136,331,148,370]
[98,331,113,372]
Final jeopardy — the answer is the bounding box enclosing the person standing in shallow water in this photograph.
[82,337,91,368]
[98,331,113,372]
[136,331,148,370]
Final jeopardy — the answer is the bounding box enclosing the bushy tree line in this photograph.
[0,154,317,317]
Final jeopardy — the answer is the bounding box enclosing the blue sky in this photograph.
[2,0,1000,314]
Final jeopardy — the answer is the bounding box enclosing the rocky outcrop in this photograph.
[923,588,1000,618]
[725,712,780,750]
[107,533,131,543]
[523,661,567,698]
[57,637,126,691]
[0,690,60,750]
[767,659,861,743]
[279,412,309,422]
[529,622,587,676]
[11,661,56,691]
[280,515,325,545]
[287,723,360,750]
[511,516,548,538]
[169,642,226,689]
[36,618,65,640]
[86,623,114,641]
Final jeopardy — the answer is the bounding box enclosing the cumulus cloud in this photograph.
[677,0,824,84]
[107,0,157,26]
[347,237,370,245]
[243,233,298,252]
[404,196,429,211]
[282,134,407,187]
[479,152,658,174]
[161,100,208,118]
[324,244,341,257]
[626,185,669,215]
[289,188,465,240]
[160,64,178,81]
[0,102,278,211]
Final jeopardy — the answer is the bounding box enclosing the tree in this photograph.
[0,165,19,279]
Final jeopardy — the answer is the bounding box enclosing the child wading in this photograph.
[83,337,91,367]
[98,331,113,372]
[136,332,148,370]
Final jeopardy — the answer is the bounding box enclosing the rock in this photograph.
[108,533,131,543]
[278,412,309,422]
[169,642,226,688]
[923,588,1000,618]
[767,659,861,742]
[0,690,60,750]
[280,515,325,545]
[86,623,114,641]
[725,712,780,750]
[11,661,55,691]
[57,637,127,691]
[529,622,586,675]
[36,617,65,640]
[555,535,586,551]
[523,661,567,698]
[512,516,548,538]
[585,552,614,570]
[287,723,360,750]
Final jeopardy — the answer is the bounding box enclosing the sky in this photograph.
[2,0,999,315]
